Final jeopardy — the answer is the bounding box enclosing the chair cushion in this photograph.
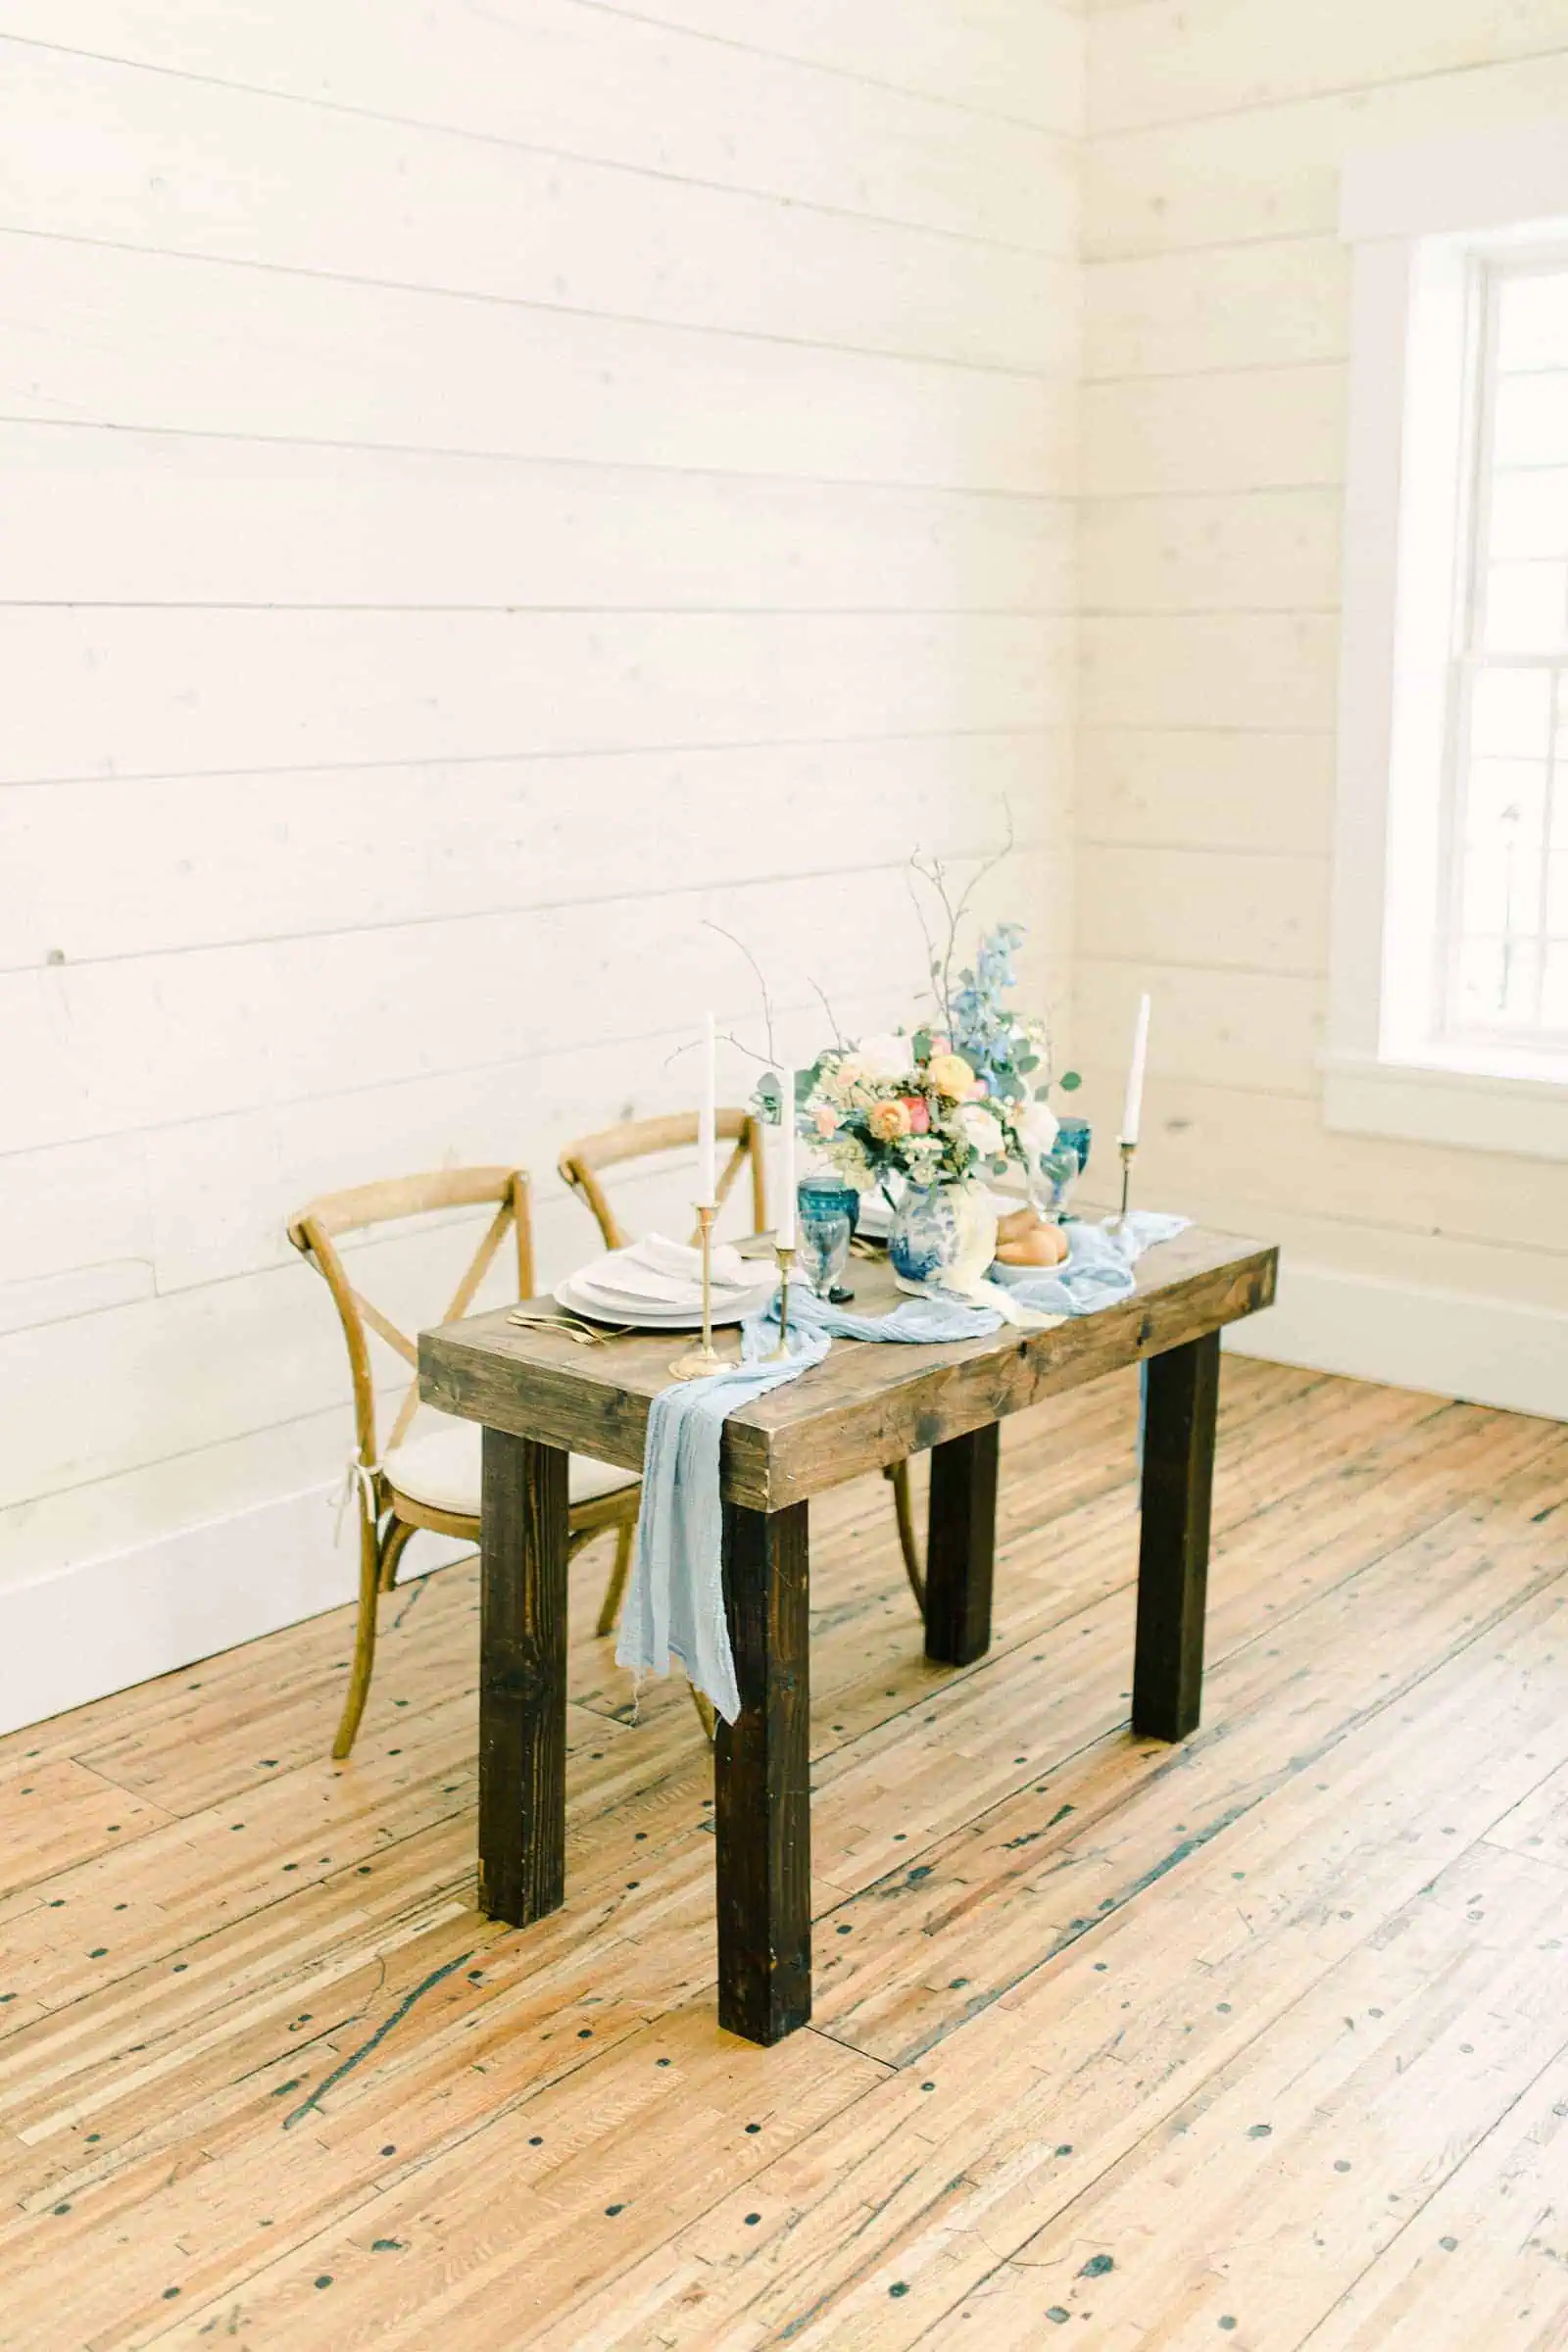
[384,1410,637,1519]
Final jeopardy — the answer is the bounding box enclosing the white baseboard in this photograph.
[0,1482,467,1739]
[1224,1258,1568,1423]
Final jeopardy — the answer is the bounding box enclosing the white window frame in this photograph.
[1442,247,1568,1057]
[1327,120,1568,1161]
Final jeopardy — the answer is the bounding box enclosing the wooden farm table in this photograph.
[419,1220,1277,2046]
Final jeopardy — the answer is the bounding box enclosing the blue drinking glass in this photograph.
[1038,1115,1093,1220]
[1057,1116,1092,1175]
[796,1178,857,1298]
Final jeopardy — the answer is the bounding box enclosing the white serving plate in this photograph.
[555,1269,775,1330]
[571,1256,752,1308]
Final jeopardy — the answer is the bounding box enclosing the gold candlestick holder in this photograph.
[762,1241,796,1363]
[1110,1137,1137,1230]
[669,1202,728,1380]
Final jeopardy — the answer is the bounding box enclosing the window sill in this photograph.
[1321,1051,1568,1160]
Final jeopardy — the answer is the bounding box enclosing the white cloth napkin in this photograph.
[579,1232,754,1307]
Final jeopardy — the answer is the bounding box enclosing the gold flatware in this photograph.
[507,1307,632,1346]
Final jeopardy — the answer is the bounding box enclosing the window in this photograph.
[1446,256,1568,1052]
[1327,122,1568,1159]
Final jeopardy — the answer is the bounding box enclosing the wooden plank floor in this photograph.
[2,1360,1566,2350]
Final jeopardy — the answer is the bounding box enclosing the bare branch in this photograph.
[706,918,778,1067]
[904,855,945,1024]
[948,804,1017,939]
[908,846,963,1031]
[910,806,1018,1038]
[715,1027,775,1071]
[662,1026,772,1077]
[807,975,846,1050]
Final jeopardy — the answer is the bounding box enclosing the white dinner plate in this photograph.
[569,1258,753,1309]
[567,1273,765,1315]
[554,1269,776,1330]
[562,1259,773,1313]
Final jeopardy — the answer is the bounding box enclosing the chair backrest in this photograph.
[287,1166,531,1472]
[558,1109,766,1251]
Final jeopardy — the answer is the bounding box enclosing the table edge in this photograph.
[420,1239,1279,1511]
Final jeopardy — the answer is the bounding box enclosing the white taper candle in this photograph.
[1121,993,1152,1147]
[696,1011,716,1206]
[776,1070,797,1248]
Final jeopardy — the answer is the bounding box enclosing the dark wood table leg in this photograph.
[714,1498,810,2044]
[923,1422,1000,1667]
[1133,1329,1221,1740]
[477,1427,569,1926]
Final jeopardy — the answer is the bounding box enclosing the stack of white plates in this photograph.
[555,1232,778,1329]
[855,1184,900,1241]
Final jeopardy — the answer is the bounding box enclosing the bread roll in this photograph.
[995,1210,1069,1269]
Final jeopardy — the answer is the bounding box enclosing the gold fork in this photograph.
[507,1307,632,1346]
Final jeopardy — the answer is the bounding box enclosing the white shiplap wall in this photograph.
[1076,0,1568,1417]
[0,3,1083,1730]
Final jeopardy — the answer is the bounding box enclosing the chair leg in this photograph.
[596,1517,636,1639]
[378,1514,417,1593]
[885,1459,926,1614]
[332,1505,383,1761]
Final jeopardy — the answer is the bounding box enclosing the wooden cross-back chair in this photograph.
[288,1167,641,1760]
[558,1108,766,1252]
[557,1110,927,1612]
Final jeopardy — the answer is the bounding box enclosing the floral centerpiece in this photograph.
[796,922,1079,1296]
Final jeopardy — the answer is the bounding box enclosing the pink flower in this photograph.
[813,1106,838,1137]
[899,1095,931,1134]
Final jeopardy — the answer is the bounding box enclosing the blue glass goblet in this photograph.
[796,1178,856,1299]
[1056,1115,1092,1176]
[1037,1115,1093,1220]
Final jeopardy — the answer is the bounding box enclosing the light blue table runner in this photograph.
[616,1212,1188,1721]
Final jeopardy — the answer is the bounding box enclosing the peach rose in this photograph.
[925,1052,977,1101]
[813,1105,839,1137]
[867,1098,912,1143]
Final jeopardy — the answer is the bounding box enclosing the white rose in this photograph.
[956,1102,1004,1159]
[855,1031,914,1084]
[1018,1100,1059,1161]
